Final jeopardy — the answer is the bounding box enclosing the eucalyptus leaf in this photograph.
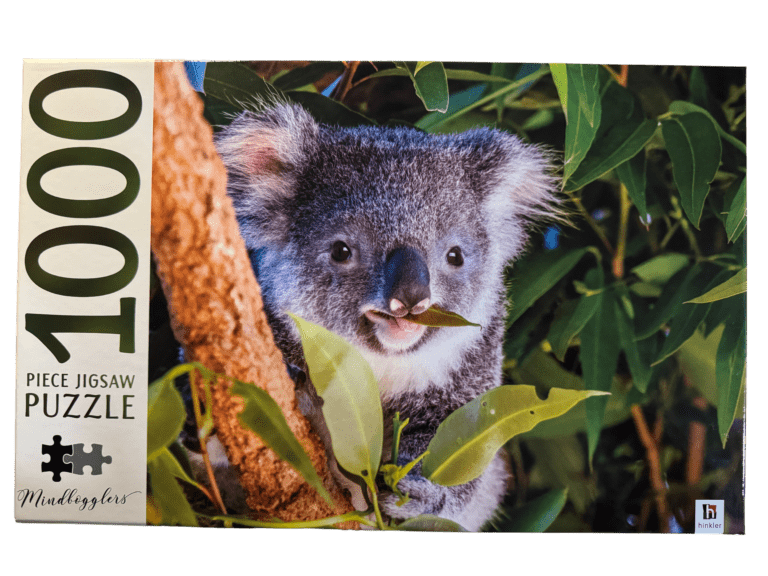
[495,488,568,532]
[511,348,633,438]
[422,385,607,486]
[506,247,589,327]
[395,515,467,532]
[155,446,201,489]
[550,64,568,119]
[204,62,282,112]
[147,376,186,461]
[288,313,383,481]
[725,178,746,242]
[396,61,449,113]
[716,310,746,447]
[668,100,746,155]
[204,62,374,127]
[230,379,333,506]
[634,264,719,340]
[367,67,512,84]
[272,61,344,91]
[148,451,198,527]
[547,292,601,361]
[405,306,480,328]
[565,81,656,192]
[579,285,621,462]
[613,294,652,393]
[661,112,722,228]
[630,253,690,284]
[286,90,375,127]
[563,64,602,182]
[615,150,648,217]
[416,67,549,133]
[568,63,601,127]
[652,269,733,365]
[686,268,746,304]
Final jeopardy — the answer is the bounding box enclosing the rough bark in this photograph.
[150,61,354,524]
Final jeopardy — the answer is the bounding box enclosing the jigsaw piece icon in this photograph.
[63,443,113,475]
[42,435,73,482]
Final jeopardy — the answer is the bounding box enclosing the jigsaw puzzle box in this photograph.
[15,60,746,533]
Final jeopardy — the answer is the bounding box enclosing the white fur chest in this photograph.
[359,324,483,401]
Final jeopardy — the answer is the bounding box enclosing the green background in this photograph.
[0,0,756,575]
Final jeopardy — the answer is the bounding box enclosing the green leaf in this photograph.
[568,64,601,127]
[147,374,186,461]
[630,253,690,284]
[634,264,719,340]
[155,446,201,489]
[148,450,198,527]
[204,61,282,111]
[725,178,746,242]
[395,61,449,113]
[562,64,602,183]
[549,64,568,119]
[613,293,652,393]
[546,292,601,362]
[506,248,589,328]
[416,67,549,133]
[579,285,621,462]
[668,100,746,155]
[230,379,333,506]
[661,112,722,228]
[271,61,344,91]
[677,325,722,406]
[565,81,656,191]
[203,62,373,128]
[368,66,514,85]
[512,348,633,438]
[716,309,746,446]
[652,269,733,365]
[395,515,467,532]
[422,385,607,486]
[288,313,383,481]
[404,305,480,328]
[615,150,648,217]
[495,488,568,532]
[285,90,375,127]
[686,268,746,304]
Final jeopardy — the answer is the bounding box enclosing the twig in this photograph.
[631,404,670,532]
[189,370,228,515]
[601,65,622,85]
[568,192,615,255]
[686,396,708,486]
[332,61,360,103]
[612,183,631,278]
[618,65,629,88]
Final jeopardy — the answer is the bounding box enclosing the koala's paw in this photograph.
[379,475,445,521]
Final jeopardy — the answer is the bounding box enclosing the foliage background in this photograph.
[146,60,746,533]
[0,1,768,574]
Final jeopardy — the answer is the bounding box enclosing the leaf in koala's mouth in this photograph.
[403,306,480,328]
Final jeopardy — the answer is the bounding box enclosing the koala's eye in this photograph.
[446,246,464,267]
[331,241,353,262]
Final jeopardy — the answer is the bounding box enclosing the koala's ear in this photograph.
[473,130,562,264]
[215,104,319,249]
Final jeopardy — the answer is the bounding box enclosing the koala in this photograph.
[214,103,559,531]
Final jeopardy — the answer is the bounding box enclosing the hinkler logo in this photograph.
[695,499,725,533]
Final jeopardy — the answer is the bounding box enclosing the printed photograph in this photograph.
[129,61,744,532]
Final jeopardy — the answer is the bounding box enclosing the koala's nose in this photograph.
[383,246,431,317]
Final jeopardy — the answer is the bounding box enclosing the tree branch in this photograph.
[150,61,354,525]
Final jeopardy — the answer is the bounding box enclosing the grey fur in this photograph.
[216,104,559,531]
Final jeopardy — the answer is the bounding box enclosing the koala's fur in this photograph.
[215,103,559,531]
